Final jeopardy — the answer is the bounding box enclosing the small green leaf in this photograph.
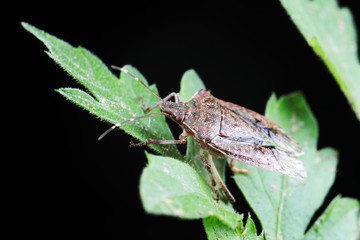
[203,214,265,240]
[203,216,242,240]
[279,0,360,120]
[179,69,206,101]
[304,195,360,240]
[22,22,181,159]
[239,214,265,240]
[140,153,241,228]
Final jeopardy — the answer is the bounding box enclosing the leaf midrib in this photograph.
[275,176,286,240]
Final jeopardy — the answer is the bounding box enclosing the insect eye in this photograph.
[176,114,184,123]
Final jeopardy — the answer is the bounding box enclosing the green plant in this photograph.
[22,1,360,237]
[279,0,360,121]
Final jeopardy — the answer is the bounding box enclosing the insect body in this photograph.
[101,66,306,204]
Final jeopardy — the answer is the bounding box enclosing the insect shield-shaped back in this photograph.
[181,90,223,142]
[177,89,306,180]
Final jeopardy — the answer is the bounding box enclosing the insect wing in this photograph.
[219,104,268,144]
[210,136,306,179]
[215,97,303,155]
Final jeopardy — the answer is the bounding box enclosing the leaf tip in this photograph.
[21,21,41,36]
[20,21,29,29]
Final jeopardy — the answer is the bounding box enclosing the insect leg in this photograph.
[230,158,249,174]
[208,154,236,204]
[130,130,189,147]
[130,138,187,147]
[173,92,181,103]
[199,149,220,202]
[98,112,163,140]
[139,92,179,112]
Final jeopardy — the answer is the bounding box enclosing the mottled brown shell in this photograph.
[181,90,306,179]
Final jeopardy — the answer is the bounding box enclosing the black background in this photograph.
[10,1,360,238]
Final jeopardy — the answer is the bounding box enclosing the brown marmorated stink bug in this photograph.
[99,66,306,204]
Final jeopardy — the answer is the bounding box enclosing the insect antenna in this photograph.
[98,112,163,140]
[111,65,162,101]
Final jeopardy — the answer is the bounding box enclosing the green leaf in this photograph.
[279,0,360,120]
[22,22,181,159]
[179,69,206,101]
[239,214,265,240]
[304,195,360,240]
[203,216,242,240]
[232,92,338,240]
[140,153,241,228]
[203,214,265,240]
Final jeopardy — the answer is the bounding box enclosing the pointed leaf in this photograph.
[239,214,265,240]
[279,0,360,120]
[22,22,181,159]
[203,214,265,240]
[179,69,206,101]
[203,216,242,240]
[304,195,360,240]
